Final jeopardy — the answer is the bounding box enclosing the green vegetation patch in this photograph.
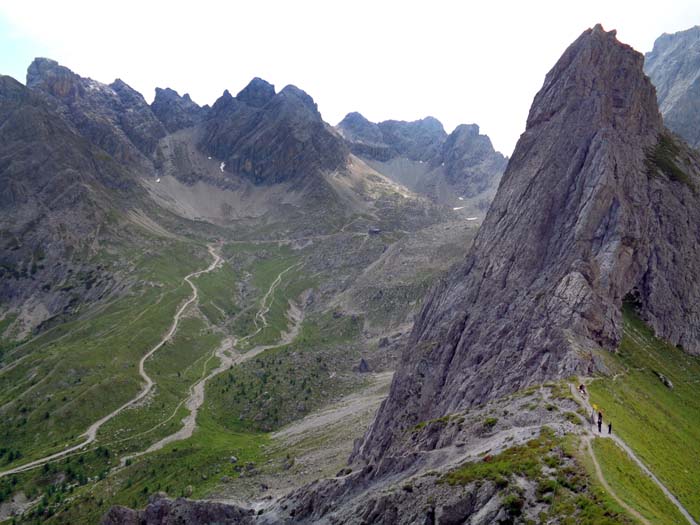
[645,132,694,190]
[208,313,364,432]
[443,429,635,524]
[588,305,700,521]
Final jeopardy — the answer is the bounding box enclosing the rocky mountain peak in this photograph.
[376,116,447,161]
[27,57,86,100]
[336,112,385,146]
[440,123,506,196]
[200,81,347,185]
[25,57,165,160]
[645,25,700,149]
[236,77,275,107]
[354,24,700,464]
[276,84,319,113]
[151,86,205,132]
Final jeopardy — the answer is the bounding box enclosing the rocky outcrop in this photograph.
[101,494,254,525]
[645,26,700,149]
[355,24,700,465]
[27,58,166,161]
[151,87,206,132]
[199,78,348,185]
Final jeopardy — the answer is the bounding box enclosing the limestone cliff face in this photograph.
[645,26,700,149]
[355,25,700,463]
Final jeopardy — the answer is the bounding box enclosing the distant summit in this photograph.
[199,78,347,185]
[337,112,506,207]
[27,57,166,161]
[151,87,206,132]
[645,25,700,149]
[235,77,275,107]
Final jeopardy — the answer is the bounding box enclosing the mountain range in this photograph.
[2,21,700,525]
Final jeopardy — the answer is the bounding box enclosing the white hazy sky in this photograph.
[1,0,699,155]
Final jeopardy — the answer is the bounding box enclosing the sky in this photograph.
[1,0,699,155]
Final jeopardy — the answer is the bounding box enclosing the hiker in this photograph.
[597,411,603,433]
[608,422,612,435]
[579,384,587,397]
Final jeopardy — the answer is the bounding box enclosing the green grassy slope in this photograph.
[0,242,208,466]
[592,438,687,525]
[589,306,700,522]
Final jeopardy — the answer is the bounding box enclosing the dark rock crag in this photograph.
[337,112,507,202]
[645,26,700,149]
[355,24,700,466]
[199,79,348,185]
[151,87,206,132]
[27,58,166,162]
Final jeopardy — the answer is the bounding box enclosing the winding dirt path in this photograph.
[239,263,301,344]
[0,245,222,478]
[121,270,308,463]
[571,383,698,525]
[582,435,651,525]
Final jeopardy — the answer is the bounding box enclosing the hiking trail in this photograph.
[571,383,698,525]
[0,245,222,478]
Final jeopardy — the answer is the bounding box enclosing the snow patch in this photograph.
[220,162,225,173]
[458,196,464,201]
[466,217,478,221]
[453,206,465,211]
[156,178,161,183]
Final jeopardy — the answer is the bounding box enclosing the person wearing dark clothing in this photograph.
[608,422,612,435]
[597,411,603,433]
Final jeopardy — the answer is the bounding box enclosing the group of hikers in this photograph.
[578,384,612,435]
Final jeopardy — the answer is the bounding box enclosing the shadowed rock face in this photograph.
[440,124,508,198]
[27,58,166,161]
[0,75,128,326]
[354,24,700,464]
[151,87,206,132]
[645,26,700,149]
[199,79,348,185]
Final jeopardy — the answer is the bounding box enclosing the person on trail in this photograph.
[579,384,587,397]
[597,411,603,433]
[608,422,612,435]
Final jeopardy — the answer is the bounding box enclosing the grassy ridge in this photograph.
[589,306,700,522]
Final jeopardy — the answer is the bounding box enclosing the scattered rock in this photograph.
[357,358,371,373]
